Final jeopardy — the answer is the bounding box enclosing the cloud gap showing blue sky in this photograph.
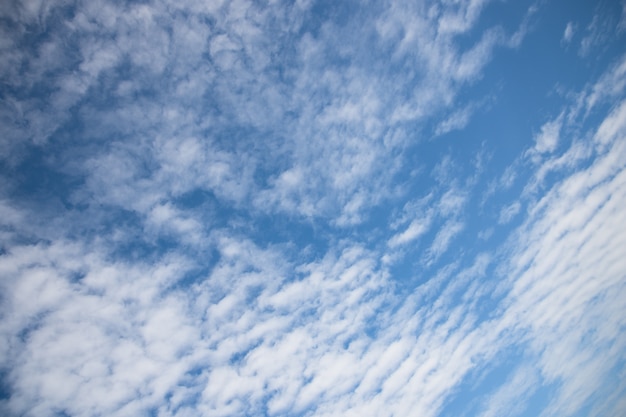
[0,0,625,416]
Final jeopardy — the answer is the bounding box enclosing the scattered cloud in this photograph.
[562,22,576,44]
[498,201,521,224]
[479,364,540,417]
[424,219,465,265]
[435,105,474,136]
[582,53,626,114]
[533,112,563,154]
[388,216,433,248]
[1,1,625,417]
[578,3,624,58]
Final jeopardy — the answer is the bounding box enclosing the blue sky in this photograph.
[1,0,626,416]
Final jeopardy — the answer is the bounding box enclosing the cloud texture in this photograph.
[0,1,625,416]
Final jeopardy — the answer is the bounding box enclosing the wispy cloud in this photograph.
[532,113,563,154]
[578,3,624,58]
[562,22,576,44]
[435,105,474,136]
[479,364,540,417]
[388,216,433,248]
[498,201,521,224]
[424,219,465,265]
[588,54,626,109]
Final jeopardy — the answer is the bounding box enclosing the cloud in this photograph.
[533,113,563,154]
[436,0,491,36]
[388,216,432,248]
[479,364,540,417]
[1,1,625,417]
[435,105,474,136]
[582,53,626,114]
[498,201,521,224]
[424,219,465,265]
[0,239,200,417]
[489,91,626,417]
[578,4,624,58]
[0,0,535,229]
[593,96,626,147]
[562,22,576,44]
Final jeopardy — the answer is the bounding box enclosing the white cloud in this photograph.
[562,22,576,44]
[578,7,623,59]
[0,240,199,417]
[491,97,626,417]
[533,113,563,154]
[2,1,625,417]
[567,53,626,119]
[388,216,432,248]
[0,0,532,228]
[436,0,491,36]
[438,187,468,216]
[500,165,518,189]
[424,219,465,265]
[498,201,521,224]
[435,105,473,136]
[3,122,625,415]
[480,365,539,417]
[594,98,626,147]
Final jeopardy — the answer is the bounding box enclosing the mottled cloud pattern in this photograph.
[0,1,625,417]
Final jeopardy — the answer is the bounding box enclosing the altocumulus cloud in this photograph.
[0,1,625,417]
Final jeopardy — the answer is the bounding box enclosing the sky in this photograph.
[1,0,626,416]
